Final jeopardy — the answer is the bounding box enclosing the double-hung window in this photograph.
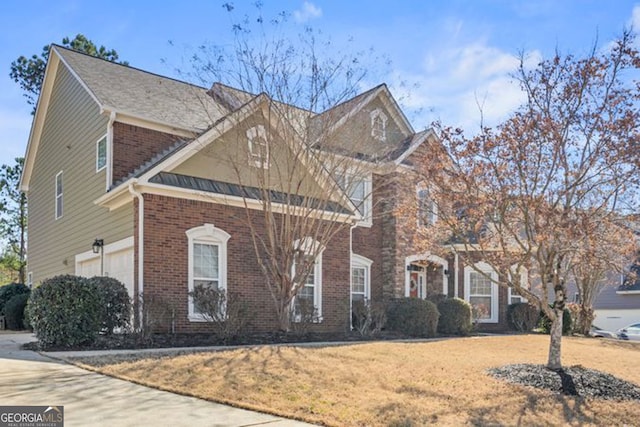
[292,238,323,321]
[55,171,63,219]
[335,172,372,223]
[417,186,437,226]
[186,224,230,321]
[464,262,499,323]
[96,135,107,172]
[370,109,387,141]
[247,125,269,168]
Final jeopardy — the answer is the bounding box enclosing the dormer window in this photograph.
[247,125,269,168]
[370,109,387,141]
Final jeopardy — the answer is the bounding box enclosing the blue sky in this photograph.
[1,0,639,169]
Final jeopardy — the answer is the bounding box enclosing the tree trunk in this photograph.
[547,279,566,370]
[577,306,594,336]
[547,307,563,370]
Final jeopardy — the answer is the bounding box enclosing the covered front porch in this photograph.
[404,254,451,299]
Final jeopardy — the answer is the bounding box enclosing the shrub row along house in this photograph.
[21,45,524,333]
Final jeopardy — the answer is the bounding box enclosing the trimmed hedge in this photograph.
[386,298,439,338]
[87,276,131,334]
[4,292,30,330]
[26,275,101,348]
[437,298,472,336]
[538,304,572,335]
[507,302,540,332]
[0,283,30,315]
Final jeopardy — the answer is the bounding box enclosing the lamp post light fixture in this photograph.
[92,238,105,275]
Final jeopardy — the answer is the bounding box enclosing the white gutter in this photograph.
[128,181,144,322]
[106,111,116,191]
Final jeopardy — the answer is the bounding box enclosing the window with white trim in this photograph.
[335,172,372,222]
[247,125,269,168]
[351,254,372,303]
[292,238,323,321]
[370,109,387,141]
[55,171,63,219]
[417,186,437,226]
[508,265,528,304]
[186,224,230,321]
[27,272,33,288]
[464,262,499,323]
[96,135,107,172]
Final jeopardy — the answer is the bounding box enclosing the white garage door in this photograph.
[75,237,135,299]
[105,248,134,299]
[78,258,101,278]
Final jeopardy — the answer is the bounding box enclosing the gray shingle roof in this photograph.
[54,45,228,131]
[149,172,352,215]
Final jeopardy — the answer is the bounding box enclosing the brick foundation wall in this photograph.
[112,123,184,184]
[136,194,351,333]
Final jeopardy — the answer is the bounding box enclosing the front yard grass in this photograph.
[74,335,640,426]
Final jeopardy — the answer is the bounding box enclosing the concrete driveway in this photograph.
[0,332,313,427]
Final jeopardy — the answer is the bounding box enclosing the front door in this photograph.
[410,270,426,299]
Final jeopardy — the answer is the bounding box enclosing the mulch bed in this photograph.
[488,363,640,401]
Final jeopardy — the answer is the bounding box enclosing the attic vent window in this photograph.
[247,125,269,169]
[370,109,387,141]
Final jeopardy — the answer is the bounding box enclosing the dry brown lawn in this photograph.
[75,335,640,426]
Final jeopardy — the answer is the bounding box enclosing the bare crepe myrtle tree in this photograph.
[177,4,392,331]
[414,31,640,370]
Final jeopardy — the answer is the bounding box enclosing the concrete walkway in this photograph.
[0,332,313,427]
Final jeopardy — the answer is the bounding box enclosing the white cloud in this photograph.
[388,41,541,133]
[629,4,640,31]
[293,1,322,23]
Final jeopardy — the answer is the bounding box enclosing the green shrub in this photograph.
[538,303,572,335]
[0,283,30,315]
[386,298,439,338]
[507,302,540,332]
[87,276,131,334]
[26,275,101,348]
[4,292,30,330]
[437,298,472,336]
[426,293,447,306]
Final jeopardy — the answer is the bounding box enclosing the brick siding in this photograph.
[112,123,184,184]
[135,194,351,333]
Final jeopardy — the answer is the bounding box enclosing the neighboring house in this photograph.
[592,266,640,331]
[21,45,517,332]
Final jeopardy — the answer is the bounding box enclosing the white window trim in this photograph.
[27,272,33,288]
[247,125,269,169]
[508,265,529,304]
[370,108,387,141]
[464,261,499,323]
[350,253,373,329]
[96,134,107,172]
[416,184,437,227]
[351,253,372,300]
[55,171,63,220]
[335,170,373,227]
[186,223,231,322]
[292,237,324,322]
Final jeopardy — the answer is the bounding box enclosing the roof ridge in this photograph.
[52,44,210,91]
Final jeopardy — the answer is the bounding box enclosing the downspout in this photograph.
[128,181,144,324]
[349,222,357,330]
[454,252,459,298]
[106,111,116,190]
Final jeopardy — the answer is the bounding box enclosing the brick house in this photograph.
[21,45,517,332]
